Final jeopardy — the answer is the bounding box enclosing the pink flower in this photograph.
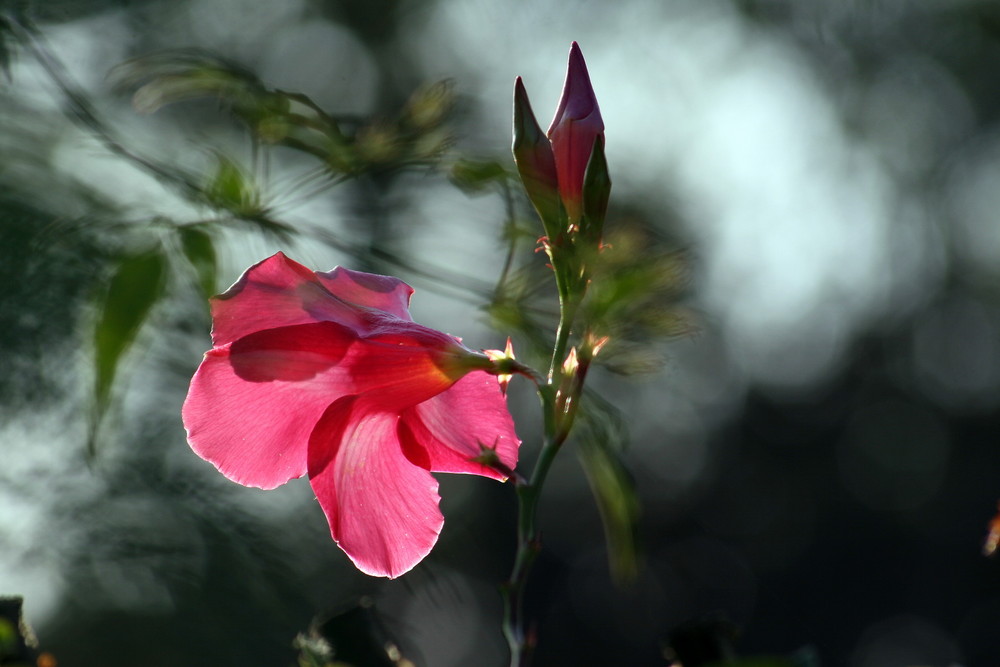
[182,252,519,578]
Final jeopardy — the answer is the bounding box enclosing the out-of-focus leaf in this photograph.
[112,50,266,114]
[0,14,15,79]
[575,393,641,584]
[581,222,694,374]
[112,52,355,169]
[177,225,217,300]
[113,50,461,185]
[403,79,454,130]
[450,158,508,195]
[205,153,260,216]
[90,245,168,456]
[354,121,400,164]
[120,49,366,184]
[245,213,296,242]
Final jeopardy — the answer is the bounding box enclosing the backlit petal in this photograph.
[183,344,329,489]
[398,371,519,480]
[184,251,522,578]
[210,253,355,345]
[315,266,413,322]
[184,319,474,489]
[308,396,443,578]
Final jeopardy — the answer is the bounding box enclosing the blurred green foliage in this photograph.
[177,224,218,302]
[114,51,455,176]
[203,153,262,218]
[90,245,167,455]
[575,393,642,584]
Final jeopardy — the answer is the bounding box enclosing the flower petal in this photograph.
[315,267,413,322]
[226,321,352,383]
[308,396,443,578]
[182,344,324,489]
[210,252,396,346]
[183,320,472,489]
[182,323,354,489]
[547,42,601,134]
[398,371,520,480]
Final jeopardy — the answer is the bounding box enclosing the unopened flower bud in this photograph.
[547,42,605,225]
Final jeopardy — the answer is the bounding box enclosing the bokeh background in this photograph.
[3,1,1000,665]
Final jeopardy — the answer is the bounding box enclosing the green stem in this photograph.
[547,259,580,381]
[504,274,583,665]
[501,480,540,664]
[502,386,559,667]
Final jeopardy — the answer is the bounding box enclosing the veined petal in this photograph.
[184,321,463,488]
[210,252,369,346]
[182,344,333,490]
[315,266,413,322]
[184,251,522,580]
[398,371,519,480]
[308,396,443,578]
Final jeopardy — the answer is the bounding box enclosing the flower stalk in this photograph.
[502,41,610,666]
[502,313,586,666]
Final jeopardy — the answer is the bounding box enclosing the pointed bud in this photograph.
[513,77,565,238]
[547,42,604,225]
[561,346,579,376]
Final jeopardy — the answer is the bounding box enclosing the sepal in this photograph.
[512,77,566,239]
[580,134,611,246]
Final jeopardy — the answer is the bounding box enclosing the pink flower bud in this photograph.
[547,42,604,224]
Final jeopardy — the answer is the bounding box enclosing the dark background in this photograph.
[2,1,1000,665]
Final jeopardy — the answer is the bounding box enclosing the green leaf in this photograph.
[205,153,260,216]
[112,51,268,115]
[0,15,14,80]
[449,158,507,195]
[575,393,641,584]
[90,246,168,456]
[403,79,455,130]
[177,225,217,300]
